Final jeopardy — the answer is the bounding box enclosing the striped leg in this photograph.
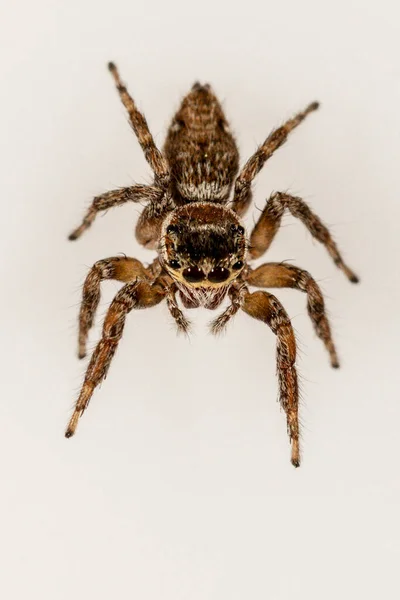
[246,262,338,367]
[249,191,359,283]
[66,278,167,438]
[69,185,162,240]
[108,62,170,187]
[242,290,300,467]
[232,102,319,213]
[77,256,151,359]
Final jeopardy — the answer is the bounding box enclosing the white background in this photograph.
[1,0,399,598]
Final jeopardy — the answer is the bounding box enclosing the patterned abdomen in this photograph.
[164,83,239,204]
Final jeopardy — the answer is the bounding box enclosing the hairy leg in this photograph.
[135,191,176,248]
[165,286,191,334]
[210,282,248,334]
[230,189,253,218]
[108,62,170,187]
[249,191,359,282]
[77,256,152,359]
[246,262,338,367]
[233,102,319,212]
[242,290,300,467]
[69,184,163,240]
[66,278,167,438]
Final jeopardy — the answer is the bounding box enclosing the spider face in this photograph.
[160,202,247,288]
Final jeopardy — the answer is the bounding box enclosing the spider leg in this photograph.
[231,190,253,217]
[108,62,170,188]
[165,287,191,334]
[210,283,248,334]
[249,191,359,283]
[232,102,319,213]
[135,192,176,249]
[242,290,300,467]
[68,184,163,240]
[77,256,153,359]
[66,278,167,438]
[246,262,338,367]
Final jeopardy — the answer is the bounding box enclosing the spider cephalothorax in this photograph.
[160,203,247,308]
[66,62,358,467]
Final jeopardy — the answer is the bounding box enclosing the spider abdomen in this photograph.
[164,83,239,203]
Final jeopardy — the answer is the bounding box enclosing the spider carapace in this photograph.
[66,62,358,467]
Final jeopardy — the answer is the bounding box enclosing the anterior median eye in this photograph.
[169,260,181,269]
[208,267,230,283]
[183,266,205,283]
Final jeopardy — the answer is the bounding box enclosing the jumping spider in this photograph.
[66,62,358,467]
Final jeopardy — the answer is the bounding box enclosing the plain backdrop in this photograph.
[1,0,399,598]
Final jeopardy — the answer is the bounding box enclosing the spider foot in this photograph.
[291,439,301,468]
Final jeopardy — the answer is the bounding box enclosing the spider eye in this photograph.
[232,261,243,270]
[167,224,179,235]
[230,224,245,235]
[169,260,181,269]
[208,267,230,283]
[183,266,205,283]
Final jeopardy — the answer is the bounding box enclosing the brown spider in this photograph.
[66,62,358,467]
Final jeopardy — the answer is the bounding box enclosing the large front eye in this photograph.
[183,266,205,283]
[208,267,230,283]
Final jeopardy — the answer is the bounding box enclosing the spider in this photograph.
[66,62,358,467]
